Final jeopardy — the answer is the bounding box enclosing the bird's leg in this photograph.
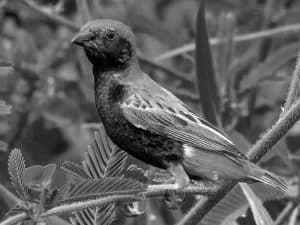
[168,162,190,189]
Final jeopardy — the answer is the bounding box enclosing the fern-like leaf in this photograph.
[61,161,90,181]
[55,178,146,204]
[8,149,28,201]
[71,125,129,225]
[70,205,116,225]
[83,128,127,179]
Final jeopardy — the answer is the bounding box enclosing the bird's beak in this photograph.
[71,31,95,47]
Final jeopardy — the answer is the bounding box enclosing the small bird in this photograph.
[71,19,287,191]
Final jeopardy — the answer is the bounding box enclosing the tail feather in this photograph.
[249,164,287,192]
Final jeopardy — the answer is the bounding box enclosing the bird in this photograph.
[71,19,287,192]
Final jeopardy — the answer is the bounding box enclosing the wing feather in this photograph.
[121,84,246,159]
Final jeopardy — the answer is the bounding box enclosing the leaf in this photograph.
[202,183,283,225]
[8,149,28,201]
[240,183,274,225]
[61,161,90,182]
[0,100,12,115]
[71,125,128,225]
[195,0,221,126]
[83,127,127,179]
[55,178,146,204]
[70,205,116,225]
[22,164,57,191]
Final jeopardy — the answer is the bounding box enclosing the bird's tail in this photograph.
[247,162,287,192]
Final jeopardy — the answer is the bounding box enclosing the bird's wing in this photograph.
[120,77,246,159]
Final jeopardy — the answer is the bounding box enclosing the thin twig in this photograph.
[0,212,27,225]
[21,0,79,30]
[138,54,192,83]
[154,23,300,61]
[247,98,300,162]
[0,183,23,207]
[20,1,193,86]
[75,0,92,23]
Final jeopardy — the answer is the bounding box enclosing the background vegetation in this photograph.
[1,0,300,224]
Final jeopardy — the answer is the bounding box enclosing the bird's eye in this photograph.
[106,31,116,40]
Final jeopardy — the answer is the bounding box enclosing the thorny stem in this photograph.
[0,184,214,225]
[284,49,300,112]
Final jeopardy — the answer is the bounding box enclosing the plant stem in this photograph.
[154,23,300,61]
[21,0,79,30]
[284,49,300,112]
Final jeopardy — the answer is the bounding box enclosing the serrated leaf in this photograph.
[61,161,90,181]
[8,149,28,201]
[72,125,128,225]
[195,0,221,126]
[55,178,146,204]
[83,127,127,179]
[202,183,284,225]
[0,100,12,115]
[70,205,116,225]
[240,183,274,225]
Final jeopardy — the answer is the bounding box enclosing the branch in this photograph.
[138,54,192,84]
[0,183,214,225]
[177,98,300,225]
[21,0,79,30]
[0,184,23,207]
[154,23,300,61]
[284,49,300,111]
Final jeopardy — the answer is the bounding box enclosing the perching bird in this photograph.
[71,19,287,191]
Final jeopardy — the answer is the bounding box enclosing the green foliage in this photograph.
[240,183,274,225]
[195,0,221,126]
[22,164,57,191]
[8,149,28,202]
[3,137,145,225]
[61,161,89,181]
[61,126,129,225]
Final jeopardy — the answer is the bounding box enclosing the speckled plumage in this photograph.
[72,19,287,191]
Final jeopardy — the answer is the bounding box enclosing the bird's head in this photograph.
[72,19,137,71]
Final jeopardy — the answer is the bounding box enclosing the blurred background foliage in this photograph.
[1,0,300,224]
